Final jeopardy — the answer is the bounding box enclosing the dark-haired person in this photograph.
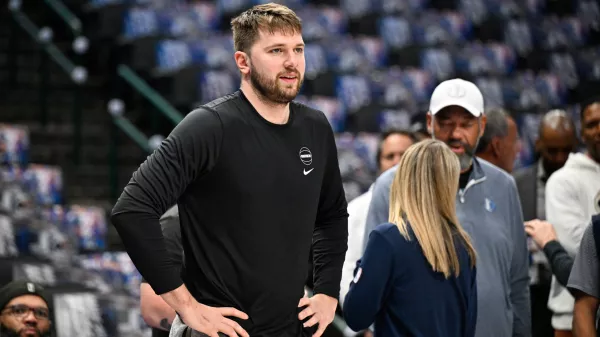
[513,109,577,337]
[545,98,600,337]
[110,3,348,337]
[0,280,51,337]
[524,220,572,289]
[475,107,520,173]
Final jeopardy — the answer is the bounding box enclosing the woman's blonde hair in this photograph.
[389,139,477,278]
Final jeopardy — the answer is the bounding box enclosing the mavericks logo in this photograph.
[299,147,312,166]
[446,82,466,98]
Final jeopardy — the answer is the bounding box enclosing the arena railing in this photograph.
[116,64,184,125]
[106,97,158,200]
[41,0,186,130]
[8,0,87,165]
[106,65,186,201]
[9,0,184,183]
[42,0,187,180]
[43,0,82,36]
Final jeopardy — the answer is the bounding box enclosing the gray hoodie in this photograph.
[363,158,531,337]
[545,153,600,330]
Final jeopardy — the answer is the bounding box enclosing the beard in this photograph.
[446,138,478,171]
[589,141,600,164]
[431,134,479,171]
[0,323,49,337]
[431,118,480,171]
[542,158,564,177]
[249,63,303,105]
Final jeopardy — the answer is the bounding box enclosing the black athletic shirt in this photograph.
[459,165,473,190]
[111,90,349,337]
[140,206,182,337]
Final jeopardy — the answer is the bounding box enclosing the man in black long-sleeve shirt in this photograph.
[110,4,349,337]
[525,220,574,288]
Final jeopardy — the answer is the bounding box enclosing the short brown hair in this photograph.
[230,3,302,54]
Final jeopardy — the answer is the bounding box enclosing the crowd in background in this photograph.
[0,125,150,336]
[1,0,600,336]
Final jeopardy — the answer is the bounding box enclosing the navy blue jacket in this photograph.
[343,223,477,337]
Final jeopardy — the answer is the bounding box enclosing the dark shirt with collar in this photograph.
[344,223,477,337]
[514,161,552,285]
[459,166,473,190]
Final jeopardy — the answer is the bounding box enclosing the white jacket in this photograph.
[339,186,373,307]
[545,153,600,330]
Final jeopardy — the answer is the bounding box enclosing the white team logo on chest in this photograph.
[485,198,496,213]
[299,147,313,175]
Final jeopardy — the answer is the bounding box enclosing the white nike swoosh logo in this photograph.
[303,168,314,175]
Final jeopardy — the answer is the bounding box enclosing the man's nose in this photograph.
[283,59,296,69]
[283,52,299,69]
[22,310,38,323]
[451,127,465,140]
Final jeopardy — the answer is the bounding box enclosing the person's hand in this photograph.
[363,330,374,337]
[161,284,249,337]
[298,294,338,337]
[178,300,249,337]
[525,219,558,249]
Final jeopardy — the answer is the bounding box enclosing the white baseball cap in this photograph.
[429,78,484,117]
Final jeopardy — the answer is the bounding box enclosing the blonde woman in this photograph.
[343,139,478,337]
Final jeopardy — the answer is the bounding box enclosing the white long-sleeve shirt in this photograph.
[339,185,373,306]
[545,153,600,330]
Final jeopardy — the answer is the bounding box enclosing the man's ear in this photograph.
[490,137,503,157]
[234,51,250,75]
[478,115,487,138]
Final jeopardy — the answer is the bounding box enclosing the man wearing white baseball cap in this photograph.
[356,79,531,337]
